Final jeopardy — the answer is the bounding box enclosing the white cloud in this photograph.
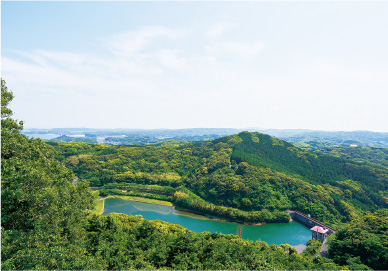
[205,41,265,61]
[105,26,184,58]
[156,49,191,71]
[205,22,234,39]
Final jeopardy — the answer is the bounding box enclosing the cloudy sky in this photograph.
[2,1,388,131]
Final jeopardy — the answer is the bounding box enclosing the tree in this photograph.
[1,80,100,269]
[1,79,15,119]
[329,209,388,270]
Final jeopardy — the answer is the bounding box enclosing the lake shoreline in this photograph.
[103,198,311,252]
[174,207,267,226]
[102,196,280,226]
[101,195,173,207]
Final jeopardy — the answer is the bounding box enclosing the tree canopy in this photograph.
[329,209,388,270]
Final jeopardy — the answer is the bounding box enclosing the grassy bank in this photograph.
[112,195,173,206]
[91,199,105,215]
[91,195,173,215]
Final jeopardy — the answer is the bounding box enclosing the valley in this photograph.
[53,131,388,228]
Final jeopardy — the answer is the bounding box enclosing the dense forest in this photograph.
[2,79,387,270]
[53,130,388,227]
[314,145,388,169]
[282,130,388,148]
[329,209,388,270]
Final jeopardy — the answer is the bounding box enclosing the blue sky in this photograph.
[2,1,388,131]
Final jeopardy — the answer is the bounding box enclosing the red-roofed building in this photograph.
[310,226,329,242]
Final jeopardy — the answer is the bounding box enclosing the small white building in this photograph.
[310,225,329,242]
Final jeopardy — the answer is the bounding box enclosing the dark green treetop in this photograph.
[1,79,100,269]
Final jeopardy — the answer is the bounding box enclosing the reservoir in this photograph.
[103,198,311,247]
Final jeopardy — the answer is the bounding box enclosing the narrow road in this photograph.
[319,239,329,257]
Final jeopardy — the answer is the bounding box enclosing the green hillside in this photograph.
[54,131,388,227]
[315,145,388,169]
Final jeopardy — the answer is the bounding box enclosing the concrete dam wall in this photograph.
[287,210,336,234]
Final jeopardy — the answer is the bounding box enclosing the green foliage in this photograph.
[55,142,201,187]
[1,80,99,269]
[302,239,322,258]
[49,135,98,144]
[231,133,384,191]
[1,79,24,159]
[54,131,388,226]
[80,213,344,270]
[100,183,174,203]
[173,188,290,223]
[148,139,189,146]
[1,79,15,119]
[316,145,388,169]
[329,209,388,270]
[286,131,388,148]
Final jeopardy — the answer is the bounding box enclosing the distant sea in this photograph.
[22,133,60,140]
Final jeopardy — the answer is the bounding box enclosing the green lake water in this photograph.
[103,198,311,246]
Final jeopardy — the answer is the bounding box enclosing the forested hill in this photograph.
[55,131,388,227]
[2,78,387,270]
[2,80,349,270]
[219,132,386,191]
